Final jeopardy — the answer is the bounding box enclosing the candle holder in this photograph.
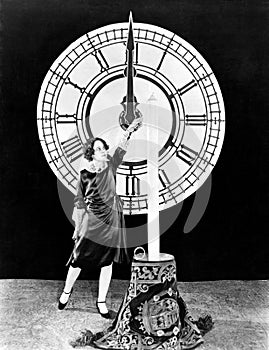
[88,251,205,350]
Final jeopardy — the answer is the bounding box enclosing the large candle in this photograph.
[147,93,160,261]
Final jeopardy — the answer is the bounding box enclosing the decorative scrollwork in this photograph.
[137,284,149,293]
[133,265,161,281]
[90,258,204,350]
[160,264,177,282]
[141,335,155,346]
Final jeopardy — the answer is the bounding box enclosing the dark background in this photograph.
[1,0,269,281]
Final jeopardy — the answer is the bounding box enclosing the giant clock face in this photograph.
[37,21,225,215]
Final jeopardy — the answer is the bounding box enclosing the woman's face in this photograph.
[92,140,108,162]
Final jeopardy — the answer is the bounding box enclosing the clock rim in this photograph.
[36,20,226,215]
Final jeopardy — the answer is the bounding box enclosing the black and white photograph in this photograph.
[0,1,268,349]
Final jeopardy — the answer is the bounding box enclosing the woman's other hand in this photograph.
[72,207,87,241]
[127,116,143,133]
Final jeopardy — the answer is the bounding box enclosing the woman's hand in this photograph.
[119,116,143,150]
[127,116,143,134]
[72,207,87,241]
[72,228,80,241]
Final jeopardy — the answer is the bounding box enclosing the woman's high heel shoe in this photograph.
[58,288,73,310]
[96,301,111,319]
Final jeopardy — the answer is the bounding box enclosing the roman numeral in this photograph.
[156,51,167,71]
[177,80,197,95]
[61,135,83,163]
[159,169,171,188]
[65,77,85,93]
[134,42,139,64]
[186,114,207,126]
[176,144,198,166]
[169,80,197,99]
[156,35,175,71]
[124,42,139,64]
[56,113,77,124]
[86,34,109,72]
[92,49,109,72]
[125,175,140,195]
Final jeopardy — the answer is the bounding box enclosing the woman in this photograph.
[58,117,142,318]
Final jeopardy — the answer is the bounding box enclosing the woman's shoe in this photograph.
[96,301,111,319]
[58,288,73,310]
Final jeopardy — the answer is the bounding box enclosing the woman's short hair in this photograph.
[83,137,109,161]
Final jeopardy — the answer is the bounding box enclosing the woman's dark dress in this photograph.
[67,146,130,269]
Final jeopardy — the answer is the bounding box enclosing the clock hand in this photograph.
[119,12,141,130]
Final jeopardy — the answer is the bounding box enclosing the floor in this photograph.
[0,279,268,350]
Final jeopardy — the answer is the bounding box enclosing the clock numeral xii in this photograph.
[125,42,139,64]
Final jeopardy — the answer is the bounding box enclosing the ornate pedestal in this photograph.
[91,253,204,350]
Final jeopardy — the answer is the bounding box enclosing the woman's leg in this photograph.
[97,263,113,313]
[59,265,81,304]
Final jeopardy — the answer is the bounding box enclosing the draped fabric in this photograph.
[70,256,214,349]
[66,147,131,269]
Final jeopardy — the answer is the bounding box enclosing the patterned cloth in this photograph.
[71,256,213,349]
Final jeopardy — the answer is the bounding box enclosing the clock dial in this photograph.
[37,22,225,215]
